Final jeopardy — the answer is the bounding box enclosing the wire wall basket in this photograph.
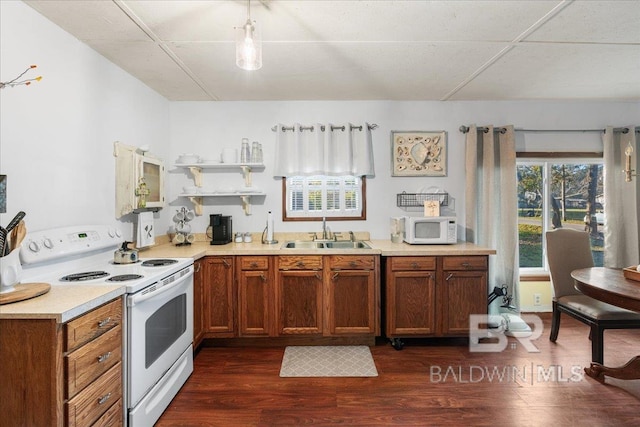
[396,192,449,210]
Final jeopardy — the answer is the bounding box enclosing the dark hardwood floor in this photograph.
[157,314,640,426]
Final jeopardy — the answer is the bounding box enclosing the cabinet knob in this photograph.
[97,317,112,328]
[98,392,112,405]
[97,352,112,363]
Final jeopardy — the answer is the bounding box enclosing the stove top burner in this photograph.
[61,271,110,282]
[141,259,178,267]
[108,274,144,282]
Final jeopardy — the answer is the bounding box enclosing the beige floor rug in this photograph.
[279,345,378,377]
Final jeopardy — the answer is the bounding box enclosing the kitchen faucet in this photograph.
[322,217,329,240]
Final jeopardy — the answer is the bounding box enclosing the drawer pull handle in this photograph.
[97,317,112,328]
[98,392,112,405]
[250,262,258,268]
[97,352,112,363]
[411,262,420,269]
[446,273,454,281]
[296,261,305,268]
[350,261,357,268]
[462,262,471,268]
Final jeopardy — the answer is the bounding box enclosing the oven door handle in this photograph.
[128,269,194,307]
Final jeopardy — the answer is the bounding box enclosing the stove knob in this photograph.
[43,238,54,249]
[28,241,40,253]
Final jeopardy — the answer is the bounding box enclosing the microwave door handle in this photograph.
[128,269,193,307]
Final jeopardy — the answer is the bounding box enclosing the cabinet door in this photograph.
[440,270,488,335]
[386,270,436,336]
[277,270,323,335]
[193,259,205,348]
[203,256,235,337]
[327,269,376,335]
[238,256,273,336]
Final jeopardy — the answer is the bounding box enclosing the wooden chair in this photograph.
[545,228,640,364]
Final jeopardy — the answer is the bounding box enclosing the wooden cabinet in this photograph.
[385,255,488,342]
[237,256,274,336]
[326,255,378,335]
[0,297,124,426]
[386,256,437,337]
[203,256,235,337]
[277,256,324,335]
[441,256,488,335]
[193,258,205,348]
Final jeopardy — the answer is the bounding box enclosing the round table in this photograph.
[571,267,640,383]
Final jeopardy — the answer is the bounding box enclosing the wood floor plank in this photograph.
[157,314,640,426]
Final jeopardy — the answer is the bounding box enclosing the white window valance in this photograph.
[273,123,375,177]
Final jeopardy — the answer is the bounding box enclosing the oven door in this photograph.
[127,265,194,408]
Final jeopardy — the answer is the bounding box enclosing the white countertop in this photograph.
[0,233,495,322]
[0,284,125,323]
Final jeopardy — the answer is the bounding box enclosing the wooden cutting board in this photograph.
[0,283,51,305]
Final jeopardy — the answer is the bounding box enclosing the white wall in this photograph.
[169,101,639,239]
[0,1,171,239]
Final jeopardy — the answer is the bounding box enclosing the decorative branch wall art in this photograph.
[391,131,447,176]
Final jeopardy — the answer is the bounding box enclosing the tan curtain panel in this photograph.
[603,126,640,268]
[465,124,520,314]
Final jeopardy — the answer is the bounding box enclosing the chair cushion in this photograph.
[558,295,640,320]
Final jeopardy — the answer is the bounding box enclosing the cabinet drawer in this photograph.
[389,257,436,271]
[442,256,487,271]
[239,256,269,270]
[92,398,123,427]
[329,255,375,270]
[66,325,122,398]
[278,256,323,270]
[66,362,122,427]
[66,298,122,352]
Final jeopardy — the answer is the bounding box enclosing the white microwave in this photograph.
[403,216,457,244]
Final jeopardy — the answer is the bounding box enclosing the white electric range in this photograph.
[20,225,194,427]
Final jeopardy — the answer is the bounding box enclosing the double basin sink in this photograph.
[281,240,371,250]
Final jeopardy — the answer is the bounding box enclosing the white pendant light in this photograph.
[236,0,262,71]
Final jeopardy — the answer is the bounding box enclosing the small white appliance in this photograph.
[402,216,457,244]
[20,225,194,427]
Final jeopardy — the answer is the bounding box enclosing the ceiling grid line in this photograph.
[112,0,219,101]
[440,0,575,101]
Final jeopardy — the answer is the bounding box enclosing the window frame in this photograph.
[281,176,367,221]
[517,155,604,277]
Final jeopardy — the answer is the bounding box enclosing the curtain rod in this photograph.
[272,123,378,132]
[458,125,637,134]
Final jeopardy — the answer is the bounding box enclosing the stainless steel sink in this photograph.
[324,241,371,249]
[281,240,371,249]
[281,241,326,249]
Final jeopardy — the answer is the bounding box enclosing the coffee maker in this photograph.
[210,214,232,245]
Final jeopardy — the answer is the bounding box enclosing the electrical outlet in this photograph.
[534,293,542,306]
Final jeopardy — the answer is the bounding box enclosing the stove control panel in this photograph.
[20,225,123,265]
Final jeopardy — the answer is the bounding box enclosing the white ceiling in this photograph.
[24,0,640,101]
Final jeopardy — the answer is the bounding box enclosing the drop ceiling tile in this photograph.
[129,0,560,42]
[450,43,640,100]
[170,40,510,100]
[526,0,640,43]
[24,0,151,41]
[90,41,213,100]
